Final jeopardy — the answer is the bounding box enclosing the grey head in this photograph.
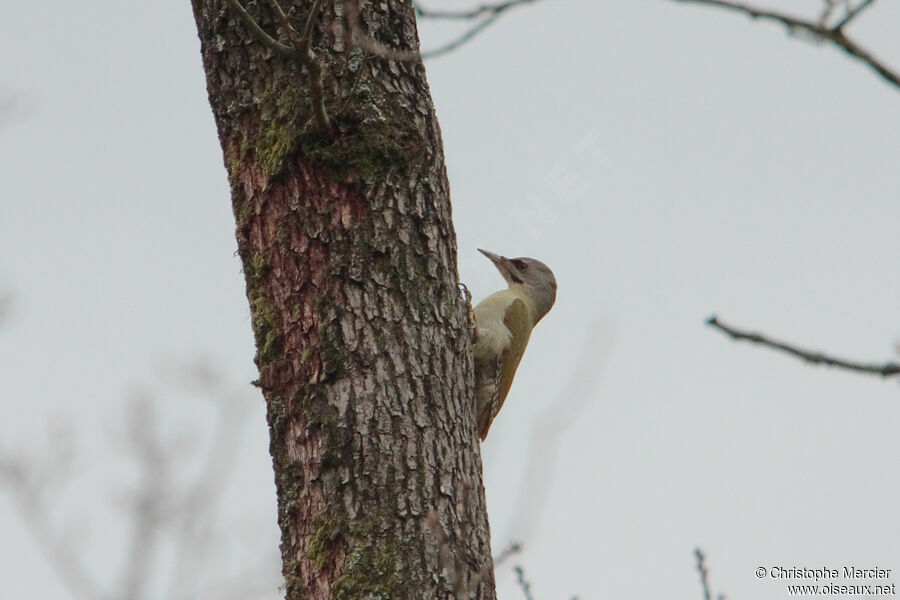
[478,249,557,323]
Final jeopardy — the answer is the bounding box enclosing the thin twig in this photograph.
[298,0,330,131]
[493,541,522,567]
[345,0,544,61]
[303,0,324,41]
[0,457,108,600]
[695,548,713,600]
[833,0,876,30]
[707,316,900,377]
[414,0,544,59]
[266,0,303,44]
[118,397,172,600]
[818,0,839,26]
[512,565,534,600]
[414,0,539,20]
[346,0,528,62]
[264,0,329,131]
[225,0,293,54]
[1,369,270,600]
[670,0,900,90]
[227,0,330,130]
[164,370,252,599]
[421,13,503,59]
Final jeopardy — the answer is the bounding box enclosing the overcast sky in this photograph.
[2,1,900,599]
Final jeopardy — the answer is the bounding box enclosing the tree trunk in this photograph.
[189,1,495,598]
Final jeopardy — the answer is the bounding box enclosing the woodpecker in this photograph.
[472,249,557,440]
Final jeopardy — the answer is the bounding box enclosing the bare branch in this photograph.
[414,0,539,21]
[265,0,303,44]
[0,454,108,600]
[414,0,545,59]
[707,316,900,378]
[818,0,840,26]
[163,368,253,599]
[673,0,826,29]
[512,565,534,600]
[302,0,324,41]
[117,397,174,600]
[226,0,330,130]
[833,0,876,30]
[293,0,330,131]
[695,548,714,600]
[345,0,527,62]
[421,14,503,59]
[224,0,293,55]
[492,541,522,567]
[670,0,900,90]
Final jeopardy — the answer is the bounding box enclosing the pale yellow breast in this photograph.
[472,290,519,359]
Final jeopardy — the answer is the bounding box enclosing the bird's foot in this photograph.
[458,283,478,343]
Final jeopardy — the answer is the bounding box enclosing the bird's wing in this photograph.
[479,298,532,439]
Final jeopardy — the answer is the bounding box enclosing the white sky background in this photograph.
[2,1,899,599]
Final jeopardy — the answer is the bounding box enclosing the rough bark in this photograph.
[189,1,495,598]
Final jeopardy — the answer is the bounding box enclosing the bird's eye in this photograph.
[512,259,528,270]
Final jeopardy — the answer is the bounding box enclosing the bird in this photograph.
[471,249,556,440]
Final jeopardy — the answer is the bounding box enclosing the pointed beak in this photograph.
[478,249,517,283]
[477,248,505,265]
